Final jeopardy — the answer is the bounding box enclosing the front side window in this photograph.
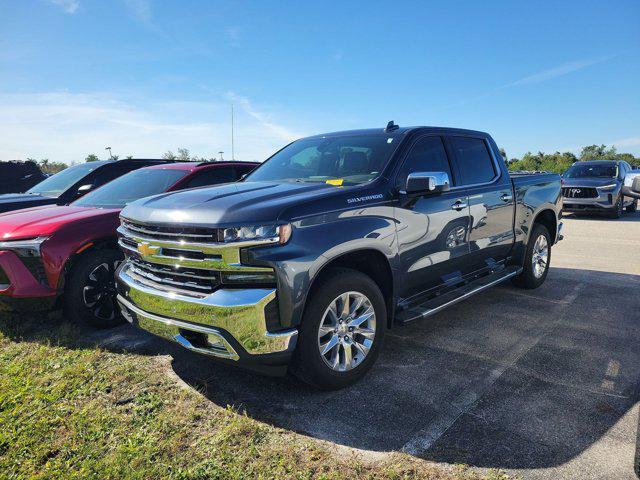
[26,162,99,197]
[564,164,618,179]
[450,136,496,185]
[396,136,452,188]
[73,169,187,208]
[245,134,401,186]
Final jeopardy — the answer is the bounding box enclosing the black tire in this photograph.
[291,268,386,390]
[64,249,124,328]
[626,199,637,213]
[610,196,624,218]
[512,223,551,290]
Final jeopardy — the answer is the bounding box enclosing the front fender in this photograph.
[244,205,398,329]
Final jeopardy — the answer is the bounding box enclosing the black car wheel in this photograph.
[626,199,637,213]
[65,249,125,328]
[512,223,551,290]
[291,268,386,390]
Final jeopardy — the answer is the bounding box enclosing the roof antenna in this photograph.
[385,120,399,132]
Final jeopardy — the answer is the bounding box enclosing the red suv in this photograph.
[0,161,257,326]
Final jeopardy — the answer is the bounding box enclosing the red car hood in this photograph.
[0,205,121,241]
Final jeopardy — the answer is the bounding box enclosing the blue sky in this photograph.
[1,0,639,163]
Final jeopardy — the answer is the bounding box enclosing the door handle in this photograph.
[451,200,468,211]
[500,193,513,202]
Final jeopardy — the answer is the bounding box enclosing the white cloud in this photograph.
[46,0,79,14]
[123,0,152,25]
[502,56,615,88]
[0,92,302,163]
[611,137,640,148]
[227,91,304,143]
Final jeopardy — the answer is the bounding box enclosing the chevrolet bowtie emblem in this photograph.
[137,242,160,257]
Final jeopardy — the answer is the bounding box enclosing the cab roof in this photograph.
[305,126,491,139]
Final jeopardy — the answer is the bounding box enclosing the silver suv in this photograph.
[562,160,637,218]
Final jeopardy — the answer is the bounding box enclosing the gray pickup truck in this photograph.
[115,124,563,389]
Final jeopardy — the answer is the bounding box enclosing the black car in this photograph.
[0,159,173,214]
[0,161,47,194]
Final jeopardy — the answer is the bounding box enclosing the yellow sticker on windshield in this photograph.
[326,178,344,186]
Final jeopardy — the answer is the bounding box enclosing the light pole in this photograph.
[218,151,224,161]
[105,147,113,160]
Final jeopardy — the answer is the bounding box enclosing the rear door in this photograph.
[394,135,474,302]
[447,135,514,273]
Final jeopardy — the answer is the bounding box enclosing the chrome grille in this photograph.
[562,187,598,198]
[121,218,224,243]
[128,258,219,296]
[118,217,276,296]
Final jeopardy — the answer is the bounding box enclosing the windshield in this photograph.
[73,168,187,208]
[26,162,99,197]
[245,134,401,186]
[564,164,618,179]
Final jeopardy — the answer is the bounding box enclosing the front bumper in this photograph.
[562,190,618,212]
[116,263,298,365]
[0,250,57,310]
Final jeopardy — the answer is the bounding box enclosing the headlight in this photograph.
[0,237,48,257]
[222,224,292,245]
[597,184,618,190]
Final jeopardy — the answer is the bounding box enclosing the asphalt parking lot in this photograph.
[95,212,640,480]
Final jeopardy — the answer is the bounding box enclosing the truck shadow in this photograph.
[2,266,638,472]
[167,266,640,470]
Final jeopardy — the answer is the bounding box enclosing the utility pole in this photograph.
[231,104,235,160]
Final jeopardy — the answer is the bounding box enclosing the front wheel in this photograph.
[610,196,624,218]
[291,268,386,390]
[64,249,124,328]
[512,224,551,289]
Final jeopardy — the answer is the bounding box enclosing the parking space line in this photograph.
[402,282,585,456]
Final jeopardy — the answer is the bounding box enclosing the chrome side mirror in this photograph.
[622,173,640,199]
[405,171,450,194]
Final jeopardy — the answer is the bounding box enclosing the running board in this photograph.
[395,266,522,324]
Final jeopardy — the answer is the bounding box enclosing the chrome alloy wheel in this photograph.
[531,234,549,279]
[82,261,121,320]
[317,291,376,372]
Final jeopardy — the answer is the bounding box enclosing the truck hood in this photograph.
[0,205,120,241]
[121,180,369,226]
[0,193,57,213]
[562,178,620,188]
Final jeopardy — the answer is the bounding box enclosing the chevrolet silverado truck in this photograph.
[116,124,563,389]
[0,161,257,323]
[562,160,637,217]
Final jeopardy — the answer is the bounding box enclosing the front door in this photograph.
[394,135,473,303]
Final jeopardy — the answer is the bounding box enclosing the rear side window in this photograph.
[396,136,452,188]
[450,136,496,185]
[182,167,238,188]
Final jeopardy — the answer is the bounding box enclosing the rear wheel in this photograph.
[512,224,551,289]
[291,268,386,389]
[64,249,124,328]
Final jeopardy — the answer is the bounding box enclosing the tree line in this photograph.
[18,144,640,176]
[504,145,639,174]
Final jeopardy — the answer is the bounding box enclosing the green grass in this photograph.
[0,312,510,480]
